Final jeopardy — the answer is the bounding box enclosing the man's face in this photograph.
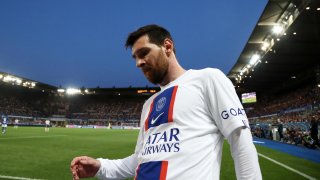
[131,35,169,85]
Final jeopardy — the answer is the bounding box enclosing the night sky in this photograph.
[0,0,267,88]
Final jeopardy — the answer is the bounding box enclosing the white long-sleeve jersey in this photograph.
[95,68,262,180]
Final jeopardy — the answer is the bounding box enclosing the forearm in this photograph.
[227,127,262,180]
[95,154,138,180]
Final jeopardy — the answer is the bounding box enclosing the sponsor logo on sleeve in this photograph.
[220,108,246,120]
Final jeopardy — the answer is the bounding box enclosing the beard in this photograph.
[143,50,169,85]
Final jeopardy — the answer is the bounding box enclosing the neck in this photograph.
[159,56,186,86]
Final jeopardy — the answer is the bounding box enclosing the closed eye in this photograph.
[133,48,151,60]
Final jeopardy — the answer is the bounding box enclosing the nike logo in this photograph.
[151,112,164,125]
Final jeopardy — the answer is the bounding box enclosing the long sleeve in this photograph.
[94,110,146,180]
[227,127,262,180]
[94,153,138,180]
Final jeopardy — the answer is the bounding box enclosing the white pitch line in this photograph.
[258,153,317,180]
[0,175,45,180]
[0,135,67,140]
[253,140,265,144]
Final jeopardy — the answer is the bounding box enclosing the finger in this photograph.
[72,169,79,180]
[70,164,78,174]
[71,157,81,167]
[71,156,87,166]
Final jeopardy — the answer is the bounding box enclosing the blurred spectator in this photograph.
[277,119,284,142]
[310,117,319,148]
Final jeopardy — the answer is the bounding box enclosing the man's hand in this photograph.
[70,156,101,180]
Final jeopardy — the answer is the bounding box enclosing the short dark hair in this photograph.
[125,24,175,53]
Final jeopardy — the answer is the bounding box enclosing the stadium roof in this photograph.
[228,0,320,94]
[0,71,57,92]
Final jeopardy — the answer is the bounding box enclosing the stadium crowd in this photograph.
[245,85,319,118]
[0,82,147,127]
[246,85,320,149]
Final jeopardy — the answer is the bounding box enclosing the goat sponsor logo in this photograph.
[221,108,246,120]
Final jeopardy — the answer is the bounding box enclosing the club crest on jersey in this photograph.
[145,86,178,131]
[156,97,166,112]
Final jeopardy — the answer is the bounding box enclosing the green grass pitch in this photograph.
[0,127,319,180]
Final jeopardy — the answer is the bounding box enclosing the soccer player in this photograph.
[277,119,284,142]
[107,122,112,129]
[1,114,8,134]
[45,119,50,132]
[310,117,319,148]
[71,25,262,180]
[14,118,19,129]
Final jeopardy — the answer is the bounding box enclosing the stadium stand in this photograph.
[246,85,320,147]
[0,80,156,128]
[228,0,320,149]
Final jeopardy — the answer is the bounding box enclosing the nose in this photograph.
[136,58,146,68]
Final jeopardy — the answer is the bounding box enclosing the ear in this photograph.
[163,38,174,56]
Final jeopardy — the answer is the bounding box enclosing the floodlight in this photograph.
[261,42,270,51]
[57,89,65,93]
[66,88,81,95]
[3,75,13,82]
[16,79,22,85]
[272,25,284,34]
[249,54,260,65]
